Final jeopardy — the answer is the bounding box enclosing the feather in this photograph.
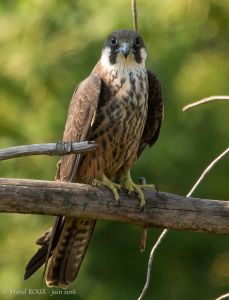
[24,74,101,286]
[137,70,164,156]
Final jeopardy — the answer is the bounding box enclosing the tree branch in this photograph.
[0,141,96,161]
[0,178,228,234]
[187,146,229,197]
[137,147,229,300]
[215,293,229,300]
[182,95,229,111]
[132,0,138,31]
[138,96,229,300]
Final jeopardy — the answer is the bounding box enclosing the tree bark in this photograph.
[0,178,228,234]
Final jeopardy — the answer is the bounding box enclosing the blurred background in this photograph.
[0,0,228,299]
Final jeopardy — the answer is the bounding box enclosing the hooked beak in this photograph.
[118,42,131,58]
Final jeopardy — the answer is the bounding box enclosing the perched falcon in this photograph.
[24,29,163,287]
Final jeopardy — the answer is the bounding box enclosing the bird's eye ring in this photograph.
[110,36,118,46]
[134,37,142,47]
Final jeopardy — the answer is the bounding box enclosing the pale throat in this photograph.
[100,47,148,102]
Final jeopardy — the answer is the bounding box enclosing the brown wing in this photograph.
[137,70,164,156]
[24,74,101,280]
[57,73,101,182]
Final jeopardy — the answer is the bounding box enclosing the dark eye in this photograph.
[134,37,142,47]
[110,36,118,46]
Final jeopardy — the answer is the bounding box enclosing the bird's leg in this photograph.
[120,171,155,208]
[93,173,121,202]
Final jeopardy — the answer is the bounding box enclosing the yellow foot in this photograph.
[120,172,155,208]
[93,174,121,202]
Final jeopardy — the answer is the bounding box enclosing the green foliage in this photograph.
[0,0,228,299]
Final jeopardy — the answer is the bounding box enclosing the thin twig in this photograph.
[139,177,148,252]
[132,0,138,31]
[138,94,229,299]
[137,229,168,300]
[183,96,229,111]
[137,147,229,300]
[215,292,229,300]
[187,147,229,197]
[140,228,148,253]
[185,100,229,300]
[0,141,96,161]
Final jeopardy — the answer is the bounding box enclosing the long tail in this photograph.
[24,217,95,288]
[46,218,95,288]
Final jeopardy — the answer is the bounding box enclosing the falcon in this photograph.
[24,29,163,287]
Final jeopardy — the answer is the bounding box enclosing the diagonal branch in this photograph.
[0,178,228,234]
[137,146,229,300]
[137,228,168,300]
[182,95,229,111]
[138,98,229,299]
[187,146,229,197]
[215,292,229,300]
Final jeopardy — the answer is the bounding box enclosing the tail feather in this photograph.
[24,217,64,280]
[46,218,95,288]
[24,217,95,287]
[24,243,48,280]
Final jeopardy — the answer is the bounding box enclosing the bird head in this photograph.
[100,30,147,70]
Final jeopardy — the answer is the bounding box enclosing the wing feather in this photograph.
[57,73,101,182]
[24,74,101,280]
[137,70,164,156]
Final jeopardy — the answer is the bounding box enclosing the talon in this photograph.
[93,174,121,202]
[137,188,145,209]
[120,171,147,208]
